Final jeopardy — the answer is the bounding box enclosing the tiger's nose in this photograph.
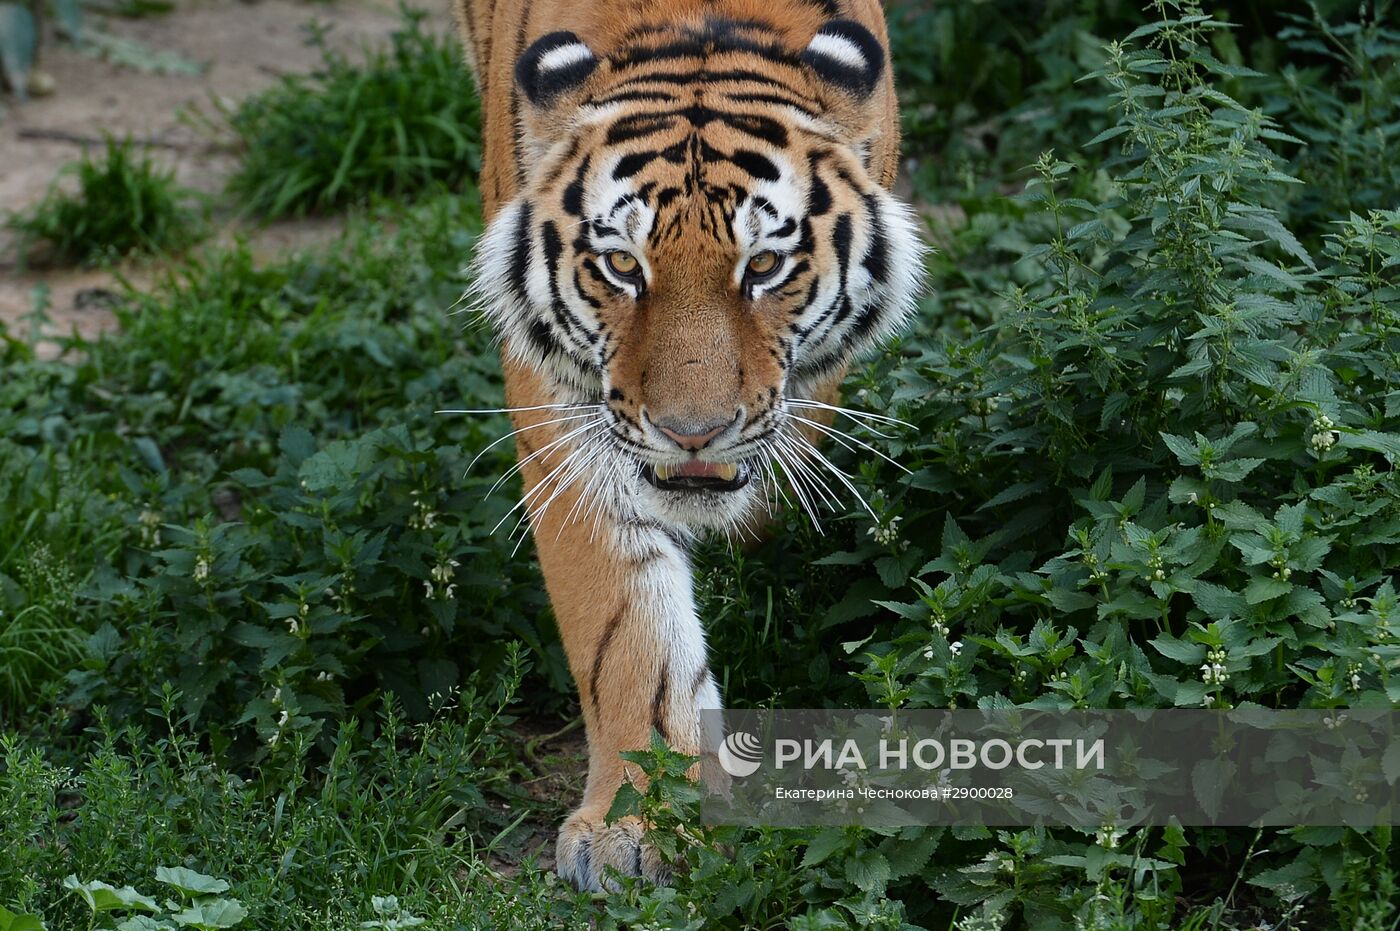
[646,411,741,452]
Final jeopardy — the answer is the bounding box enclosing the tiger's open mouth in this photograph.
[641,460,752,493]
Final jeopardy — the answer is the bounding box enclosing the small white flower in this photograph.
[192,557,211,583]
[949,640,964,656]
[1309,415,1338,452]
[137,509,162,546]
[867,515,902,546]
[923,647,936,661]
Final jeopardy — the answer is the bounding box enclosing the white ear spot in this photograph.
[806,32,867,70]
[516,31,598,106]
[800,20,884,98]
[537,42,594,75]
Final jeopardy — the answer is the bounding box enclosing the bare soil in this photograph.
[0,0,437,357]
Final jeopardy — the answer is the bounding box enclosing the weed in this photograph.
[225,8,480,218]
[6,136,201,266]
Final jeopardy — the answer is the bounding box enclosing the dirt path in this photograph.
[0,0,436,357]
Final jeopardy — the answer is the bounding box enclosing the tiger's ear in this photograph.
[515,31,599,145]
[799,20,886,138]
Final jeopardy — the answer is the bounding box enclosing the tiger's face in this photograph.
[472,16,923,531]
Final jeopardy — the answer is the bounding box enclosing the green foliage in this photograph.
[6,137,201,266]
[1,193,572,750]
[0,666,583,930]
[226,7,481,218]
[1267,2,1400,234]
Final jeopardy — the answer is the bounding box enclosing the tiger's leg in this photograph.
[507,372,721,891]
[539,508,720,890]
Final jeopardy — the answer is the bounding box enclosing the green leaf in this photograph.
[603,782,644,825]
[170,899,248,929]
[1384,742,1400,786]
[63,877,159,914]
[845,848,890,893]
[116,918,175,931]
[1149,635,1205,664]
[277,425,317,466]
[155,867,230,899]
[0,905,47,931]
[1187,581,1246,620]
[1245,577,1292,604]
[1210,458,1264,482]
[1338,430,1400,460]
[801,829,849,868]
[1160,432,1200,465]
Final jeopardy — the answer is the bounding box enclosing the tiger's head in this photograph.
[472,13,923,531]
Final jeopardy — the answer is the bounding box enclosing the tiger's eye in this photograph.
[746,250,780,277]
[605,252,640,277]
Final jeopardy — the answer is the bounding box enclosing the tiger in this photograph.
[452,0,923,891]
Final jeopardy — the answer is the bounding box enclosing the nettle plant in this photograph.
[858,3,1400,717]
[616,3,1398,928]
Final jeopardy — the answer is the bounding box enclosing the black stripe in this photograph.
[833,212,853,281]
[507,203,533,300]
[610,28,795,72]
[698,140,780,182]
[652,662,670,743]
[606,115,677,145]
[611,68,818,103]
[508,16,529,189]
[861,193,889,284]
[613,141,686,180]
[691,664,711,696]
[541,220,598,348]
[525,318,562,360]
[807,154,832,215]
[724,91,819,118]
[590,90,679,105]
[588,610,624,711]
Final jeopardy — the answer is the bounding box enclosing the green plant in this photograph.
[6,136,201,265]
[0,661,576,930]
[225,7,480,218]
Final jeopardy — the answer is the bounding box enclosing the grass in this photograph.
[1,1,1398,929]
[6,136,201,266]
[225,7,480,218]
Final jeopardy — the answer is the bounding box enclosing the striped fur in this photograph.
[453,0,921,891]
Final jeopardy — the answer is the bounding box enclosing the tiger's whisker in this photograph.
[786,397,912,433]
[788,431,879,522]
[467,411,604,474]
[789,412,911,475]
[437,402,600,415]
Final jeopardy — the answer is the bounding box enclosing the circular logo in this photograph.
[717,730,763,778]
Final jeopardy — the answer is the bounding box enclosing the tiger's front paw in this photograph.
[555,808,672,892]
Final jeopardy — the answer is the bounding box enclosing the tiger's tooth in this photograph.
[715,463,738,481]
[654,464,674,481]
